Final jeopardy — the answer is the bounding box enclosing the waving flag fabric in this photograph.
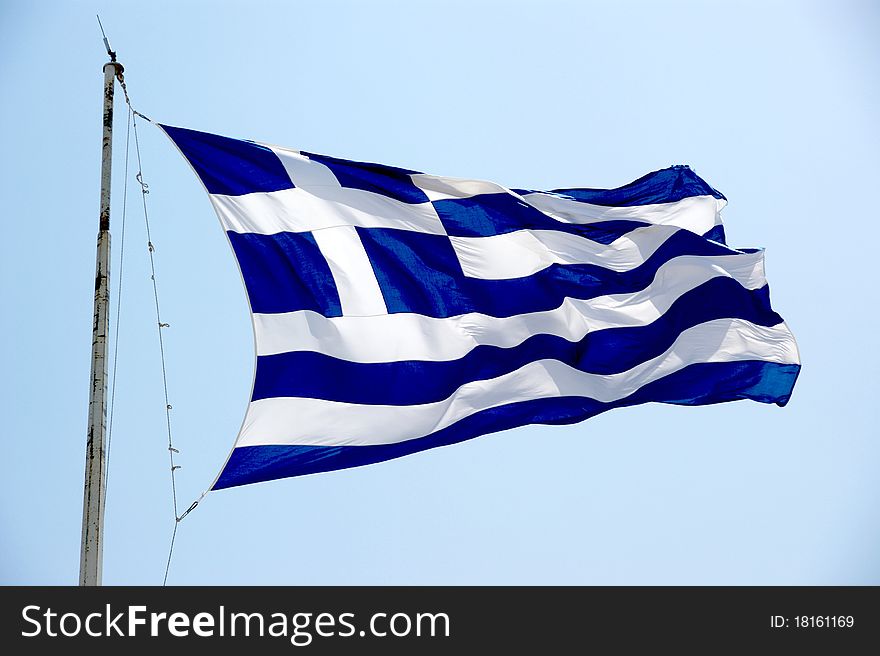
[161,124,800,490]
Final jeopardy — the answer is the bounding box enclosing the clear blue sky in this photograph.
[2,0,878,585]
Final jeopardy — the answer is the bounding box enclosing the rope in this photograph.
[131,111,188,585]
[163,522,179,587]
[105,106,132,492]
[112,59,205,584]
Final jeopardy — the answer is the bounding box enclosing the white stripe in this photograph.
[410,173,513,201]
[451,224,704,280]
[253,252,766,361]
[236,318,799,448]
[521,193,725,233]
[209,183,721,239]
[210,187,446,235]
[312,226,388,316]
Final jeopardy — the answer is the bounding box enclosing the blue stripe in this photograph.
[161,124,293,197]
[358,226,740,319]
[301,151,429,204]
[251,278,781,404]
[214,360,800,489]
[433,189,727,243]
[433,194,690,240]
[228,231,342,316]
[432,193,559,237]
[515,165,726,207]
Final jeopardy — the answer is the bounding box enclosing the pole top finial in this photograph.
[96,15,116,62]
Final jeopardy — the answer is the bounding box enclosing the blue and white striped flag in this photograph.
[162,125,800,490]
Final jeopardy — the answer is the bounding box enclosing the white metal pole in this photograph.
[80,60,119,586]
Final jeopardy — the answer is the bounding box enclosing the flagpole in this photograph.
[80,52,121,587]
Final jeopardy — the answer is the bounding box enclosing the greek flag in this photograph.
[162,125,800,490]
